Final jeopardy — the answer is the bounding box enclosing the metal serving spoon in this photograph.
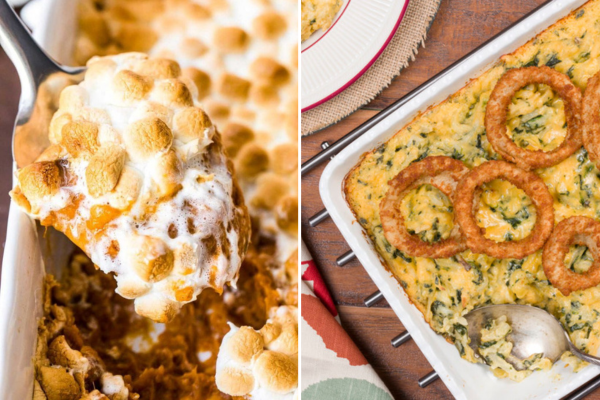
[465,304,600,370]
[0,0,84,168]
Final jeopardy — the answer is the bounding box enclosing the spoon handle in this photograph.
[0,1,60,91]
[568,341,600,366]
[0,1,82,111]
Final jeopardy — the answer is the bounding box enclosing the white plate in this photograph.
[318,0,600,399]
[301,0,410,112]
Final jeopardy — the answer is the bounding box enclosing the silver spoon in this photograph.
[465,304,600,370]
[0,0,84,168]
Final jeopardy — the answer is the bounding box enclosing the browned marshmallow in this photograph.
[130,236,175,282]
[134,295,180,324]
[116,275,151,299]
[133,58,181,79]
[17,161,62,206]
[235,143,269,179]
[227,326,265,364]
[107,166,142,210]
[214,26,249,52]
[275,195,298,235]
[216,366,255,396]
[222,123,254,157]
[152,79,194,107]
[61,120,100,158]
[173,107,213,143]
[251,173,289,210]
[49,111,73,144]
[218,73,251,101]
[216,307,298,397]
[86,145,126,197]
[78,11,110,47]
[110,22,158,52]
[179,37,209,58]
[250,57,290,86]
[152,149,183,197]
[182,67,211,100]
[36,144,67,163]
[271,143,298,175]
[184,2,212,20]
[203,100,230,123]
[112,70,153,104]
[59,85,87,112]
[253,11,287,40]
[254,351,297,393]
[250,84,279,106]
[123,117,173,162]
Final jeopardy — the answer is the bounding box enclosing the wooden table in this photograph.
[0,49,21,266]
[301,0,600,398]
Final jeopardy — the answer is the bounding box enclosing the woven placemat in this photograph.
[301,0,442,136]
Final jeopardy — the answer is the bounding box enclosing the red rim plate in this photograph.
[301,0,411,113]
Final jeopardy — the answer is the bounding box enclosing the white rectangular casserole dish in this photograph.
[319,0,600,399]
[0,0,79,398]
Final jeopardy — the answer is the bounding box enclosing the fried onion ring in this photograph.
[380,156,469,258]
[542,216,600,296]
[454,160,554,259]
[582,70,600,166]
[485,66,583,170]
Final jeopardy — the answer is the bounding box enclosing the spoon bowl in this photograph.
[465,304,600,370]
[0,0,84,168]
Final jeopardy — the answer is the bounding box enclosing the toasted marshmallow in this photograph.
[182,67,211,100]
[70,1,300,396]
[214,27,249,53]
[132,58,181,79]
[145,0,301,304]
[216,306,298,399]
[150,0,300,265]
[86,145,126,197]
[100,373,129,400]
[253,11,287,40]
[11,53,251,323]
[16,161,62,211]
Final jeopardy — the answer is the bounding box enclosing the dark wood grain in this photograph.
[0,48,21,266]
[301,0,600,399]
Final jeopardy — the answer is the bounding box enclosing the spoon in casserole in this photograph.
[0,0,85,168]
[465,304,600,370]
[1,2,252,323]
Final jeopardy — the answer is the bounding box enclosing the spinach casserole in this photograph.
[345,0,600,381]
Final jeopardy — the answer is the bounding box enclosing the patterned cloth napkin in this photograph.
[301,240,393,399]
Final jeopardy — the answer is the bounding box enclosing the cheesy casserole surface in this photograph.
[301,0,343,42]
[345,0,600,380]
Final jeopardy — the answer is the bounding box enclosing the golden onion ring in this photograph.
[543,216,600,296]
[380,156,469,258]
[485,66,583,170]
[582,70,600,166]
[454,160,554,259]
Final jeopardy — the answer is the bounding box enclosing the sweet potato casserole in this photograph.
[25,0,298,399]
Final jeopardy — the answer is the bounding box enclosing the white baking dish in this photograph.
[0,0,79,398]
[319,0,600,399]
